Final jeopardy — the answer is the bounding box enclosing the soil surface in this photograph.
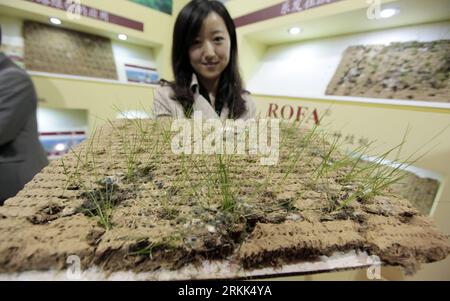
[0,119,448,277]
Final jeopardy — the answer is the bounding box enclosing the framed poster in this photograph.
[37,108,88,159]
[128,0,172,15]
[125,64,159,85]
[39,131,86,159]
[1,44,25,69]
[0,36,25,69]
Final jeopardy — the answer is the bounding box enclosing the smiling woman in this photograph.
[153,0,256,121]
[188,12,231,107]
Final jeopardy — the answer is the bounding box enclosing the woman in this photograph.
[153,0,256,121]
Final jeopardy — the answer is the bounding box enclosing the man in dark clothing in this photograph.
[0,25,48,205]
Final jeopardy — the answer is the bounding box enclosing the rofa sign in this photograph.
[267,103,320,125]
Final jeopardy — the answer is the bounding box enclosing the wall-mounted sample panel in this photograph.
[390,172,440,216]
[326,40,450,103]
[24,21,117,79]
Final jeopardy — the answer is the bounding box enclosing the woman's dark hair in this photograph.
[162,0,247,119]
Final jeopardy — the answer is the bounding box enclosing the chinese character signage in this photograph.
[25,0,144,31]
[234,0,342,27]
[280,0,339,15]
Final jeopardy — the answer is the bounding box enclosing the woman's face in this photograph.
[189,12,231,85]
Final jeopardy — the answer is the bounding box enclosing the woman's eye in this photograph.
[214,37,224,42]
[193,40,201,45]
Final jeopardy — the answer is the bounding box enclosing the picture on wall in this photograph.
[0,43,25,69]
[128,0,173,15]
[37,107,88,160]
[39,131,86,159]
[125,64,159,84]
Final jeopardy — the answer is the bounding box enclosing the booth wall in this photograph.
[247,21,450,98]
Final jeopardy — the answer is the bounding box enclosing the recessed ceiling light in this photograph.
[118,34,128,41]
[288,27,302,35]
[54,143,66,152]
[49,17,62,25]
[380,8,400,19]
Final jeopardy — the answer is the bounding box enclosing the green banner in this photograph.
[129,0,173,15]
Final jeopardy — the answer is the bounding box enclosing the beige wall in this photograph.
[31,73,155,132]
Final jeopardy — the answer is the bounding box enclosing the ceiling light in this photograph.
[380,8,400,19]
[49,17,62,25]
[54,143,66,152]
[118,34,128,41]
[288,27,302,35]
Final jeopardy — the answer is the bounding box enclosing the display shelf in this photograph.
[0,250,372,280]
[253,93,450,111]
[28,71,159,88]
